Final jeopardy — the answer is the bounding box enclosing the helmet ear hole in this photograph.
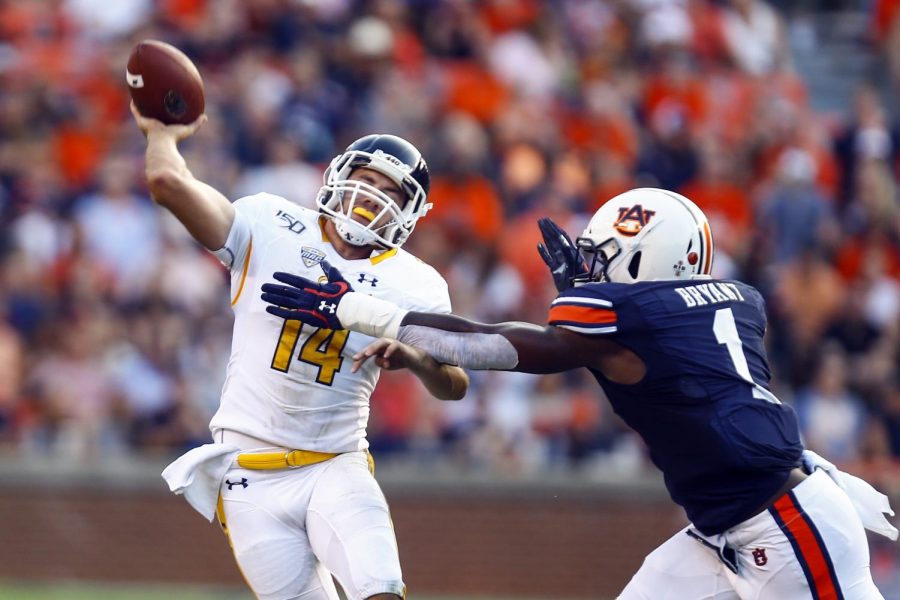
[628,251,642,279]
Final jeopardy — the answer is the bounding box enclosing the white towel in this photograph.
[802,449,898,541]
[161,443,241,522]
[841,472,899,541]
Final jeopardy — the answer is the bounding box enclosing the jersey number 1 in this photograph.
[713,308,780,404]
[271,321,349,385]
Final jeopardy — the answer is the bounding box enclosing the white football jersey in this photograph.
[208,193,451,452]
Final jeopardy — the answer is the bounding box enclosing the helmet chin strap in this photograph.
[335,217,380,247]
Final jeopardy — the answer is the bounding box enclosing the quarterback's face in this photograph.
[344,167,406,228]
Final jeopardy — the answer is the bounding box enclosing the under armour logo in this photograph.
[319,301,337,314]
[357,273,378,287]
[752,547,768,567]
[225,478,248,490]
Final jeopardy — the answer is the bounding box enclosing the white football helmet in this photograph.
[317,134,431,249]
[575,188,714,284]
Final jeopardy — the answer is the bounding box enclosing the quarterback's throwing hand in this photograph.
[129,101,206,141]
[536,217,589,292]
[261,260,352,329]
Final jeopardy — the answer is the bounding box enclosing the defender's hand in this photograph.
[261,260,353,330]
[536,217,588,292]
[130,102,206,141]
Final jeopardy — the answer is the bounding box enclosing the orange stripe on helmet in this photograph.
[702,221,713,275]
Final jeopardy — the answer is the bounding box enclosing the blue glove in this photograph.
[536,217,588,292]
[261,260,352,329]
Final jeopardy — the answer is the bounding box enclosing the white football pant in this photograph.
[217,451,405,600]
[619,470,883,599]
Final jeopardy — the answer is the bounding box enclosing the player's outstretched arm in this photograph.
[131,103,234,250]
[391,313,605,374]
[260,263,611,375]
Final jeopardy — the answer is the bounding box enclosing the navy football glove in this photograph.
[536,217,588,292]
[261,260,352,330]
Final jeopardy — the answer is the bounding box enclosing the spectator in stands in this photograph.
[824,284,887,395]
[771,244,846,387]
[680,134,753,273]
[872,381,900,459]
[872,0,900,91]
[72,157,162,300]
[757,147,837,266]
[720,0,790,75]
[25,311,122,459]
[796,345,869,463]
[636,51,702,191]
[0,305,23,441]
[418,112,503,247]
[833,83,900,209]
[232,134,322,207]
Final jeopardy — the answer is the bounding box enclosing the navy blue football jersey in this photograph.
[548,279,803,535]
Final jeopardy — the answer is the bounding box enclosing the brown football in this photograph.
[126,40,204,125]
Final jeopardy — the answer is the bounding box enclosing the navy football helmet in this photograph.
[317,134,431,248]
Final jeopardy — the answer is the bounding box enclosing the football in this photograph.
[126,40,204,125]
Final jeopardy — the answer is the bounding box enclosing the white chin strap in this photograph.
[335,218,380,247]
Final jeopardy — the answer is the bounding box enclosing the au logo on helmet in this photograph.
[614,204,656,236]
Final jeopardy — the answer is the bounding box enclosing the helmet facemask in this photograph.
[318,149,431,249]
[576,217,664,284]
[574,236,621,284]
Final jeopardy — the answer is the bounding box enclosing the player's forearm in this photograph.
[144,131,192,199]
[397,324,519,370]
[408,360,469,401]
[399,314,593,374]
[335,293,569,372]
[142,131,234,250]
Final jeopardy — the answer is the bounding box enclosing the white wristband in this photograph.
[336,292,408,338]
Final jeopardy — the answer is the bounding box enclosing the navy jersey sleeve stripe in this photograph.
[550,296,613,308]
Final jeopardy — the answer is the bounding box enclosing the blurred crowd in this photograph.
[0,0,899,551]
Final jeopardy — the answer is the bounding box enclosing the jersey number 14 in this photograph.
[271,321,349,385]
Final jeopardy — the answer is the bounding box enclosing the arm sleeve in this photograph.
[397,325,518,370]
